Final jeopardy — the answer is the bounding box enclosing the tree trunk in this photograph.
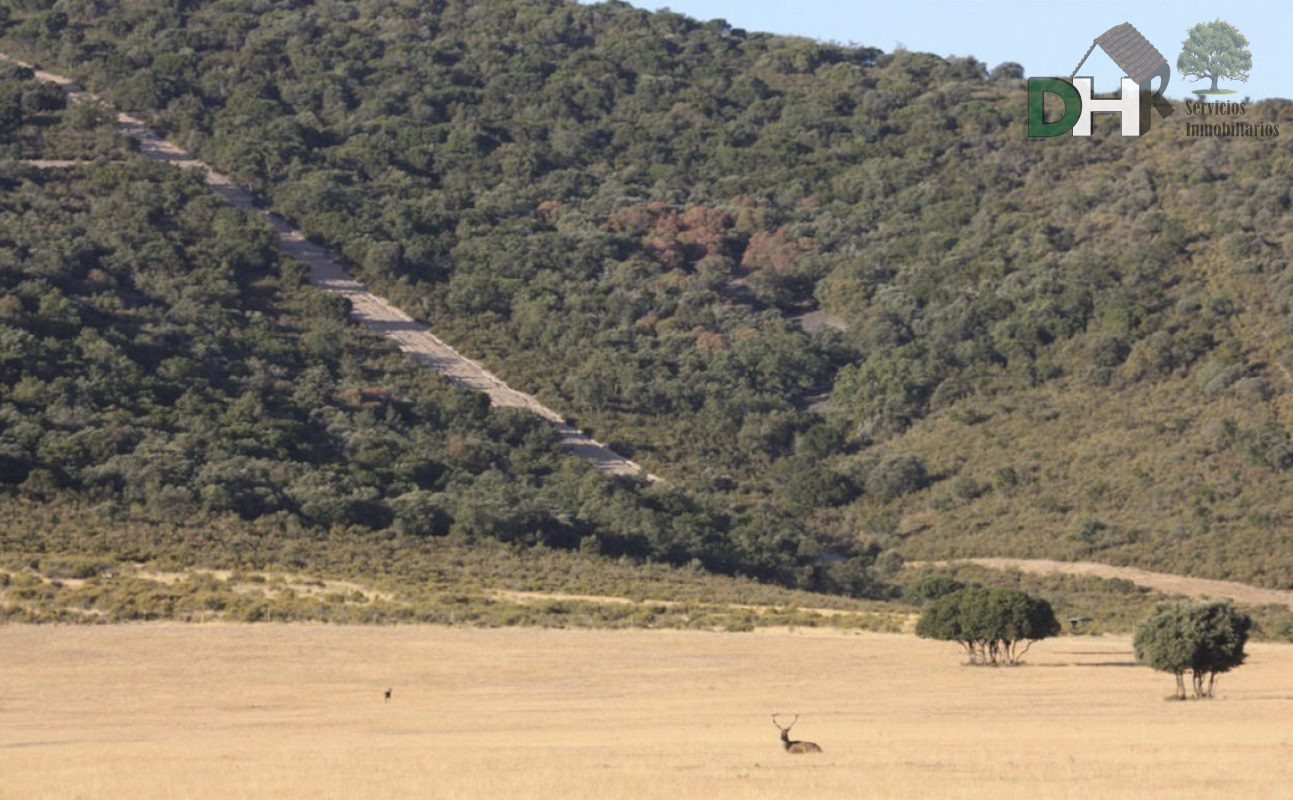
[1210,73,1219,92]
[1175,672,1186,700]
[1013,638,1036,666]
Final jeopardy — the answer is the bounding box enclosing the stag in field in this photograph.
[772,714,822,753]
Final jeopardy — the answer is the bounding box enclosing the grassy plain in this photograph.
[3,626,1293,799]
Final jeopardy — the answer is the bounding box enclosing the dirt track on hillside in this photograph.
[3,54,654,480]
[908,558,1293,607]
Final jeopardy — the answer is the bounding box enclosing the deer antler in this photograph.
[771,713,799,731]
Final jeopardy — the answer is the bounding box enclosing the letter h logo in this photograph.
[1026,22,1174,138]
[1028,77,1142,137]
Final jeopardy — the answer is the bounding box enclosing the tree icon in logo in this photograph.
[1177,19,1252,95]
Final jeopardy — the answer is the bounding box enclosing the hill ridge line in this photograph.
[1,54,657,482]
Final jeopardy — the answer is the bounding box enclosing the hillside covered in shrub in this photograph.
[3,0,1293,592]
[0,82,882,595]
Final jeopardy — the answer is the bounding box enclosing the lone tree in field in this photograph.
[915,585,1060,666]
[1176,19,1252,93]
[1133,599,1251,700]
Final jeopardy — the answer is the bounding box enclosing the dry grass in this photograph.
[2,625,1292,799]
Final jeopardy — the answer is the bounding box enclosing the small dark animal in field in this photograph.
[772,714,822,754]
[384,688,392,702]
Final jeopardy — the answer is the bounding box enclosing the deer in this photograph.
[772,714,822,754]
[384,688,392,702]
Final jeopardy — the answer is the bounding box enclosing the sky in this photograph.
[608,1,1291,102]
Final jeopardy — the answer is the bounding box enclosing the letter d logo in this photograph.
[1027,78,1081,138]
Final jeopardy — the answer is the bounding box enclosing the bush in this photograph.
[1240,419,1293,471]
[389,490,453,537]
[866,454,930,500]
[906,574,965,604]
[988,62,1024,83]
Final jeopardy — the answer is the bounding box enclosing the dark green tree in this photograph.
[1177,19,1252,93]
[916,585,1061,665]
[1133,599,1251,699]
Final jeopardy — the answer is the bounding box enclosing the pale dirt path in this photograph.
[11,159,106,167]
[908,557,1293,607]
[4,54,655,480]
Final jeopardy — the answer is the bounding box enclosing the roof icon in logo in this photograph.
[1069,22,1171,95]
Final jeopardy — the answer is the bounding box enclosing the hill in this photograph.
[3,0,1293,600]
[0,56,882,606]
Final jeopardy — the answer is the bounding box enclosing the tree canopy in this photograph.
[1133,599,1252,699]
[1177,19,1252,92]
[915,584,1060,665]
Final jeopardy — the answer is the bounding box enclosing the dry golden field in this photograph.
[2,624,1292,799]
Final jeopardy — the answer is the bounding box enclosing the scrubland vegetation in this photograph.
[6,9,1293,797]
[0,538,907,630]
[3,0,1293,625]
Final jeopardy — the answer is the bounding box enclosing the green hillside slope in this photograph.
[3,0,1293,592]
[0,65,883,599]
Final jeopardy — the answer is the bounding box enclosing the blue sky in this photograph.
[608,1,1290,101]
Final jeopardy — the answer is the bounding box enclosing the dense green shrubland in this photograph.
[3,0,1293,597]
[0,86,885,596]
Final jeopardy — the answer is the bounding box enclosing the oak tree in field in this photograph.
[916,585,1060,666]
[1133,599,1251,699]
[1177,19,1252,93]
